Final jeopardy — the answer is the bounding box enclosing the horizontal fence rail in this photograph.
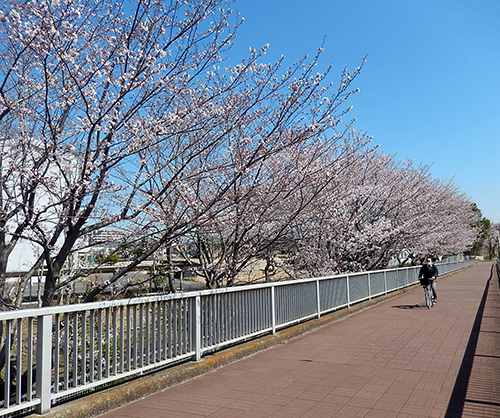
[0,259,474,416]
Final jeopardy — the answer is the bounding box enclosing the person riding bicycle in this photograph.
[418,257,438,303]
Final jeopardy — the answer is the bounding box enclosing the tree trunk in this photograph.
[166,243,176,293]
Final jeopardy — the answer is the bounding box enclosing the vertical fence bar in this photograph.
[178,300,183,354]
[162,301,167,361]
[81,311,87,386]
[119,306,125,373]
[105,308,110,378]
[156,303,161,362]
[89,310,95,383]
[36,314,52,414]
[139,304,144,367]
[182,299,187,354]
[368,272,372,300]
[97,309,103,380]
[132,305,137,369]
[201,297,207,350]
[316,280,321,318]
[237,292,242,338]
[72,312,78,387]
[271,287,276,334]
[27,317,34,401]
[145,303,150,366]
[4,320,11,407]
[150,302,156,363]
[112,307,118,376]
[194,295,201,361]
[126,305,131,370]
[167,301,173,359]
[346,276,351,307]
[53,315,60,394]
[173,301,179,357]
[16,318,22,405]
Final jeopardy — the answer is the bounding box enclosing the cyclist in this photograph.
[418,257,438,303]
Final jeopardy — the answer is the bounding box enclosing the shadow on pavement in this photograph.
[444,265,495,417]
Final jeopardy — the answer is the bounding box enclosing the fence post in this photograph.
[194,295,201,361]
[271,287,276,334]
[346,276,351,307]
[316,280,321,318]
[368,272,372,300]
[36,313,53,414]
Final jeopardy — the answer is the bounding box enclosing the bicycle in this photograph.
[419,277,436,309]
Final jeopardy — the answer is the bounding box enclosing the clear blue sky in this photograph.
[228,0,500,222]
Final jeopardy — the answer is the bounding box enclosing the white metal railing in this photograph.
[0,259,474,416]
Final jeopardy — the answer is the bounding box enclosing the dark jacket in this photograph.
[419,263,438,280]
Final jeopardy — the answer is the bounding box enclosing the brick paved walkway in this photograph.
[98,262,500,418]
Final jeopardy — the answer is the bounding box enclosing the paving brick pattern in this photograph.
[98,262,500,418]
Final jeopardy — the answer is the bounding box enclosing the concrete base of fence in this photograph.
[35,267,470,418]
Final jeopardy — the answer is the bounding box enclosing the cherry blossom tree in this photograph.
[96,51,365,292]
[187,127,373,288]
[0,0,242,306]
[0,0,479,310]
[285,150,480,276]
[1,0,365,305]
[0,133,66,306]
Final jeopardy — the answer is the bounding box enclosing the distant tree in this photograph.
[483,222,500,260]
[469,204,490,255]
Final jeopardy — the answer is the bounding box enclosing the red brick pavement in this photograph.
[98,262,500,418]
